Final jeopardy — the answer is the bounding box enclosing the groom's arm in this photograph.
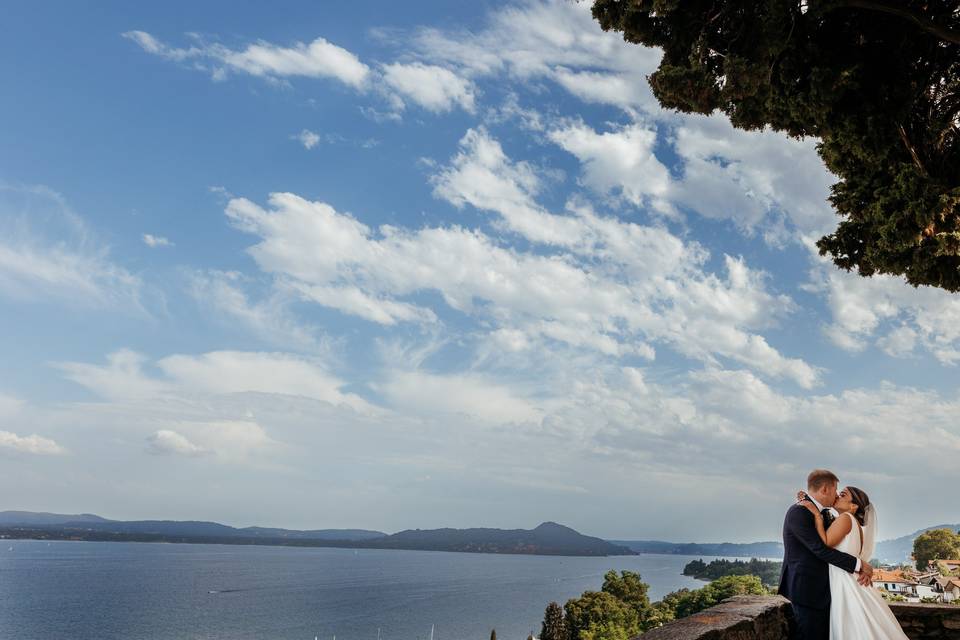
[786,506,859,573]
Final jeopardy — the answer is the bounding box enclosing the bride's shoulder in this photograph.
[834,511,855,531]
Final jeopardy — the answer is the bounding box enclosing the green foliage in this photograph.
[682,558,782,587]
[591,0,960,291]
[601,570,655,627]
[881,591,907,602]
[540,602,568,640]
[564,591,640,640]
[552,569,768,639]
[913,529,960,570]
[664,575,767,619]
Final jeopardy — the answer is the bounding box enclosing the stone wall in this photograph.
[889,602,960,639]
[633,595,960,640]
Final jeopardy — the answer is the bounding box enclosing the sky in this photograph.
[1,0,957,543]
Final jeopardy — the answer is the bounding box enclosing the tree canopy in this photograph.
[541,602,568,640]
[913,528,960,569]
[592,0,960,291]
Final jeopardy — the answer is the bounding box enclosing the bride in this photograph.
[798,486,909,639]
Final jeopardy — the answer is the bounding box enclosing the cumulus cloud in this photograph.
[547,120,671,212]
[409,0,661,114]
[147,430,209,457]
[0,431,65,455]
[381,62,476,113]
[812,263,960,364]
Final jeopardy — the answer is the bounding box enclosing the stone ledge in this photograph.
[889,602,960,638]
[632,596,960,640]
[637,596,791,640]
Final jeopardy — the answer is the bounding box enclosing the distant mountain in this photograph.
[874,524,960,563]
[240,527,387,541]
[367,521,633,556]
[0,512,631,556]
[0,511,386,541]
[610,539,784,558]
[611,522,960,562]
[0,511,112,526]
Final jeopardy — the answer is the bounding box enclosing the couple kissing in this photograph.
[779,469,908,640]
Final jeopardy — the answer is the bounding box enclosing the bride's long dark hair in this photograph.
[847,486,871,526]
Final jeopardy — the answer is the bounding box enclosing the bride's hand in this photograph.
[800,500,821,519]
[795,490,807,504]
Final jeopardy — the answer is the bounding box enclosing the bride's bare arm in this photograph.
[825,512,853,548]
[799,501,853,548]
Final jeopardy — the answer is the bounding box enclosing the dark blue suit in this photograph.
[778,502,858,640]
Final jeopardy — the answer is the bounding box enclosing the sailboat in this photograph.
[430,624,435,640]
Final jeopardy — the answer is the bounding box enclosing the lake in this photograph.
[0,541,720,640]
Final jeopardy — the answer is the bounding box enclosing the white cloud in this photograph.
[411,2,835,244]
[669,115,838,241]
[189,270,322,350]
[0,431,65,456]
[142,233,172,248]
[813,264,960,364]
[547,120,671,211]
[432,127,585,246]
[146,422,273,461]
[58,349,374,413]
[410,0,661,114]
[288,282,436,326]
[57,349,169,402]
[0,186,144,309]
[294,129,321,149]
[381,62,476,113]
[157,351,371,410]
[225,180,814,387]
[147,430,209,457]
[123,31,370,88]
[377,370,543,424]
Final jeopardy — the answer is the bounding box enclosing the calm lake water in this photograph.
[0,540,720,640]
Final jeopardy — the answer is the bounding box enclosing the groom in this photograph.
[778,469,874,640]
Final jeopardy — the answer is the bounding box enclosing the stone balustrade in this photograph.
[632,595,960,640]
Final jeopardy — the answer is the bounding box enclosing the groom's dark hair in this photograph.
[807,469,839,491]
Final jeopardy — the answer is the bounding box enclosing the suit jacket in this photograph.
[778,502,859,610]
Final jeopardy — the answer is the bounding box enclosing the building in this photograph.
[939,559,960,574]
[938,577,960,603]
[872,570,922,602]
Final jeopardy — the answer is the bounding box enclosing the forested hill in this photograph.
[369,521,633,556]
[874,524,960,563]
[610,540,784,558]
[0,512,633,556]
[612,523,960,562]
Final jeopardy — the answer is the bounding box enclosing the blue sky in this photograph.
[1,0,957,541]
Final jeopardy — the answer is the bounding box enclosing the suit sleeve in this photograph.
[786,506,859,573]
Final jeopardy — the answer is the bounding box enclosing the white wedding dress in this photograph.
[829,512,908,639]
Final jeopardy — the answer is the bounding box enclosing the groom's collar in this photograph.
[806,493,826,511]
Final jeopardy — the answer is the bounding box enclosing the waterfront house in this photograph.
[871,569,921,601]
[938,577,960,603]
